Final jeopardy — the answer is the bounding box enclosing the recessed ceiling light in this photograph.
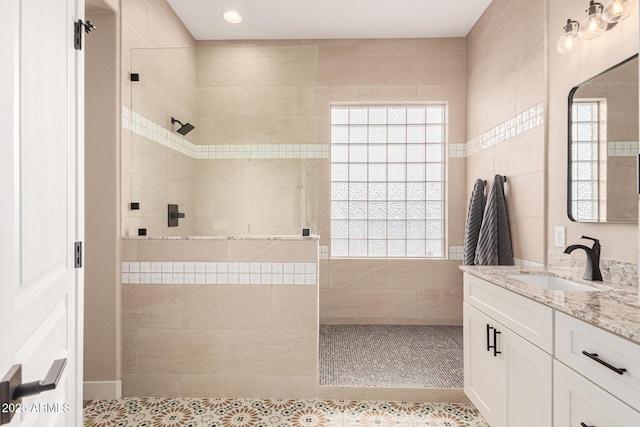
[222,11,242,24]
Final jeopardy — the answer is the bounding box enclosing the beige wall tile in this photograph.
[358,289,417,319]
[358,39,418,57]
[122,285,182,329]
[328,259,387,289]
[317,386,411,401]
[319,259,329,288]
[270,376,317,399]
[409,388,469,403]
[356,85,418,102]
[386,260,446,290]
[121,239,138,261]
[416,288,463,325]
[272,286,318,330]
[135,240,228,261]
[122,373,182,397]
[319,289,358,319]
[181,285,272,330]
[328,56,388,86]
[181,374,272,398]
[226,240,318,262]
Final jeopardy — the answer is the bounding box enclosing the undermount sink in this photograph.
[508,274,601,292]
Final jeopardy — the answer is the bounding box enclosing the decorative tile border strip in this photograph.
[448,246,464,261]
[122,107,329,160]
[449,143,466,158]
[466,102,544,156]
[608,141,638,157]
[121,261,317,285]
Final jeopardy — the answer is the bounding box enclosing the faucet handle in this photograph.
[579,235,600,245]
[580,235,601,258]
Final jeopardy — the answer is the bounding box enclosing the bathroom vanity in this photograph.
[461,266,640,427]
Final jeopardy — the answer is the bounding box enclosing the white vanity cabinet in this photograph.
[464,272,640,426]
[554,311,640,426]
[463,273,553,427]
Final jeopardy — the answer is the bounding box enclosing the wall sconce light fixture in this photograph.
[557,0,636,54]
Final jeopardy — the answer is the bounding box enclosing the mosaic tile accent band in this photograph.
[466,102,544,156]
[122,107,329,160]
[121,261,317,285]
[85,397,489,427]
[608,141,639,156]
[449,246,464,261]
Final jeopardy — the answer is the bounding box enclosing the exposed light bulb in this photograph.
[603,0,635,22]
[557,19,582,54]
[222,10,242,24]
[579,1,608,39]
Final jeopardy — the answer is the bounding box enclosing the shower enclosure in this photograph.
[123,45,319,237]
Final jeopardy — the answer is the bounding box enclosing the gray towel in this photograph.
[474,175,514,266]
[463,179,486,265]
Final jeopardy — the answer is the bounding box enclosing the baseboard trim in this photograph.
[84,380,122,400]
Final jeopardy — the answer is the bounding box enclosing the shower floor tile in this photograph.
[84,397,488,426]
[320,325,463,388]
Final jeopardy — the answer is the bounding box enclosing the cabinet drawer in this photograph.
[555,311,640,410]
[554,360,640,426]
[463,273,553,353]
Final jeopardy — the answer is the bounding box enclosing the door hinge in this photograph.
[74,242,82,268]
[74,19,96,50]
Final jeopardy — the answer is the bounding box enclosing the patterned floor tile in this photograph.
[84,398,488,427]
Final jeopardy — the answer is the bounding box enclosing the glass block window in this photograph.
[330,105,446,258]
[571,101,600,222]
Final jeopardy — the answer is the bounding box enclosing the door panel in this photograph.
[463,303,505,427]
[504,325,553,427]
[0,0,82,426]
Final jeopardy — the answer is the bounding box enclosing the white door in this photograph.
[0,0,83,426]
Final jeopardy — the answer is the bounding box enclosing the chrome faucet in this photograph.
[564,235,603,281]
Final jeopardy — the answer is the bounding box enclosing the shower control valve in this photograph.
[168,204,186,227]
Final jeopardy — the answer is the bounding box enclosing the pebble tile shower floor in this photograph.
[319,325,464,388]
[84,397,489,426]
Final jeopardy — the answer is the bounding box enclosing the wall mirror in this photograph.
[568,54,638,223]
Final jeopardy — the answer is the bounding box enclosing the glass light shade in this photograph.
[579,13,608,38]
[557,20,582,54]
[603,0,635,22]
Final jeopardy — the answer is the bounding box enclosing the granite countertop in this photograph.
[121,235,320,241]
[460,265,640,345]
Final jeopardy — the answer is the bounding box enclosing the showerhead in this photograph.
[171,117,195,136]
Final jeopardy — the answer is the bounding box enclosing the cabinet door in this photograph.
[554,360,640,426]
[504,325,553,427]
[464,303,506,427]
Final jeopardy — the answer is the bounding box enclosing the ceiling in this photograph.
[167,0,493,41]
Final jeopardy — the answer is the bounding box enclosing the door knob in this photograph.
[1,359,67,425]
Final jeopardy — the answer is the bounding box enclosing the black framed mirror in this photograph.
[567,54,638,223]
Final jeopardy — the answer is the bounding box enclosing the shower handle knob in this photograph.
[168,204,185,227]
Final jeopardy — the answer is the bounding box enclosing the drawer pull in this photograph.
[486,324,492,352]
[581,351,627,375]
[580,423,595,427]
[493,329,501,357]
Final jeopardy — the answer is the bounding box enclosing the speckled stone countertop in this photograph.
[460,266,640,345]
[121,235,320,241]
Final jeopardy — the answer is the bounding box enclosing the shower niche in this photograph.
[123,46,320,237]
